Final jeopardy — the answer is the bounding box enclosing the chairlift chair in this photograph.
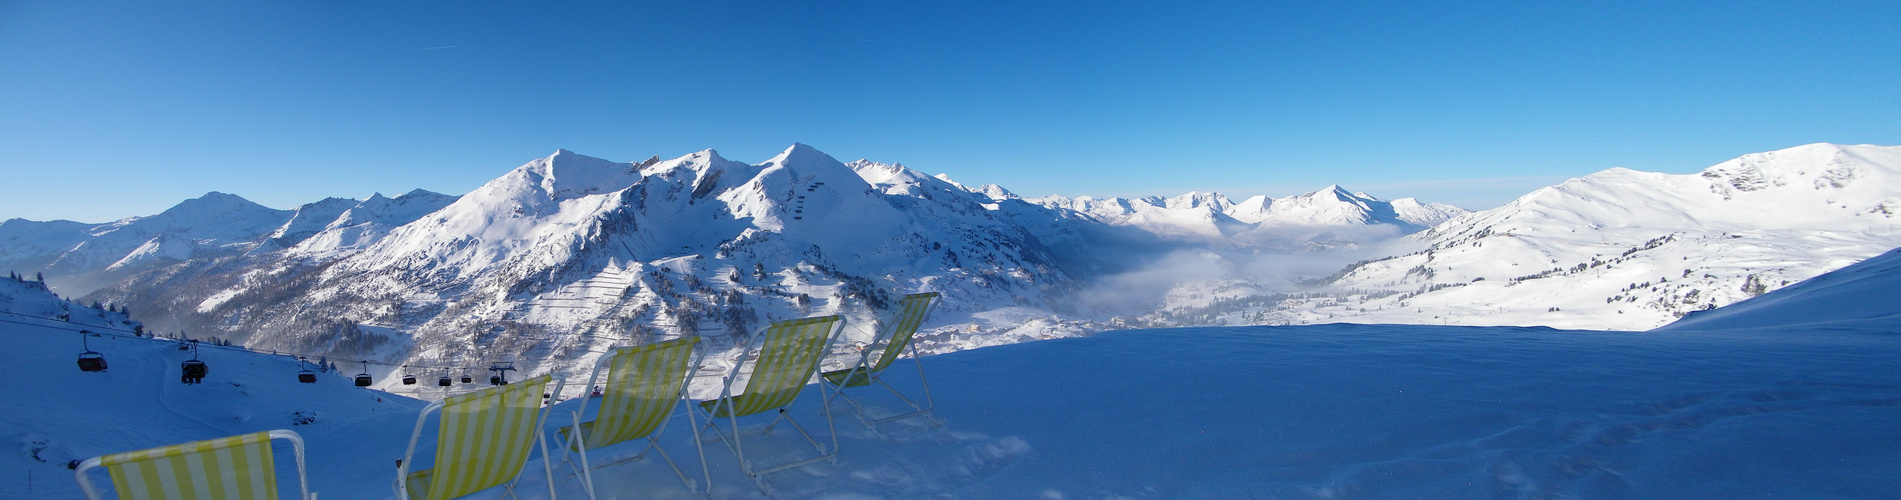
[181,359,208,384]
[78,351,108,372]
[76,331,107,372]
[354,361,373,387]
[180,343,208,384]
[438,374,453,387]
[401,365,417,385]
[296,357,318,383]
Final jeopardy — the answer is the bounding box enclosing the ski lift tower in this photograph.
[487,361,516,386]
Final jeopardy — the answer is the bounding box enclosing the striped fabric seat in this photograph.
[701,316,840,418]
[73,429,312,500]
[696,315,846,493]
[823,292,939,387]
[562,338,699,450]
[398,374,560,500]
[556,337,707,498]
[820,292,944,431]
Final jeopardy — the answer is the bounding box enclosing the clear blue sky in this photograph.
[3,1,1897,222]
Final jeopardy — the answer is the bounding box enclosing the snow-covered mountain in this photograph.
[1029,186,1466,248]
[0,192,289,295]
[0,190,458,297]
[80,145,1144,389]
[281,189,462,258]
[1165,143,1901,330]
[28,141,1896,377]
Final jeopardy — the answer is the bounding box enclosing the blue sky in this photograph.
[2,1,1897,222]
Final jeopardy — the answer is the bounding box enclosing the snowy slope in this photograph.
[1184,143,1901,330]
[1659,246,1901,332]
[0,316,427,499]
[0,274,139,332]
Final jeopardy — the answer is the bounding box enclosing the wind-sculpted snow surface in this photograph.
[1169,143,1901,330]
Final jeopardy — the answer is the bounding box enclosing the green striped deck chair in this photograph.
[555,337,708,498]
[821,292,942,430]
[73,429,313,500]
[695,315,845,493]
[396,374,564,500]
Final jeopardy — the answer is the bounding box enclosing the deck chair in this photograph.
[556,337,709,499]
[695,315,845,493]
[821,292,941,430]
[396,374,564,500]
[74,429,314,500]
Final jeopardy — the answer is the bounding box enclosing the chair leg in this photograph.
[537,428,560,500]
[875,378,940,426]
[686,400,712,493]
[646,438,699,492]
[823,386,841,465]
[568,412,598,500]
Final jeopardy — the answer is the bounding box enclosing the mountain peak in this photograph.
[397,189,445,200]
[1165,191,1230,210]
[769,143,837,167]
[977,184,1019,200]
[170,191,270,214]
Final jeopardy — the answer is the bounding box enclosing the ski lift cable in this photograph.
[2,315,508,375]
[7,310,643,384]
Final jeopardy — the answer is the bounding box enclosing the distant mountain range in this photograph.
[0,190,459,296]
[1146,143,1901,331]
[1028,186,1465,247]
[5,142,1897,380]
[0,143,1459,382]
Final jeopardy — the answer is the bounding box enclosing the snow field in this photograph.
[10,309,1898,498]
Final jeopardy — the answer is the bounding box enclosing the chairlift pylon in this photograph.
[354,361,373,387]
[76,330,107,373]
[487,361,515,386]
